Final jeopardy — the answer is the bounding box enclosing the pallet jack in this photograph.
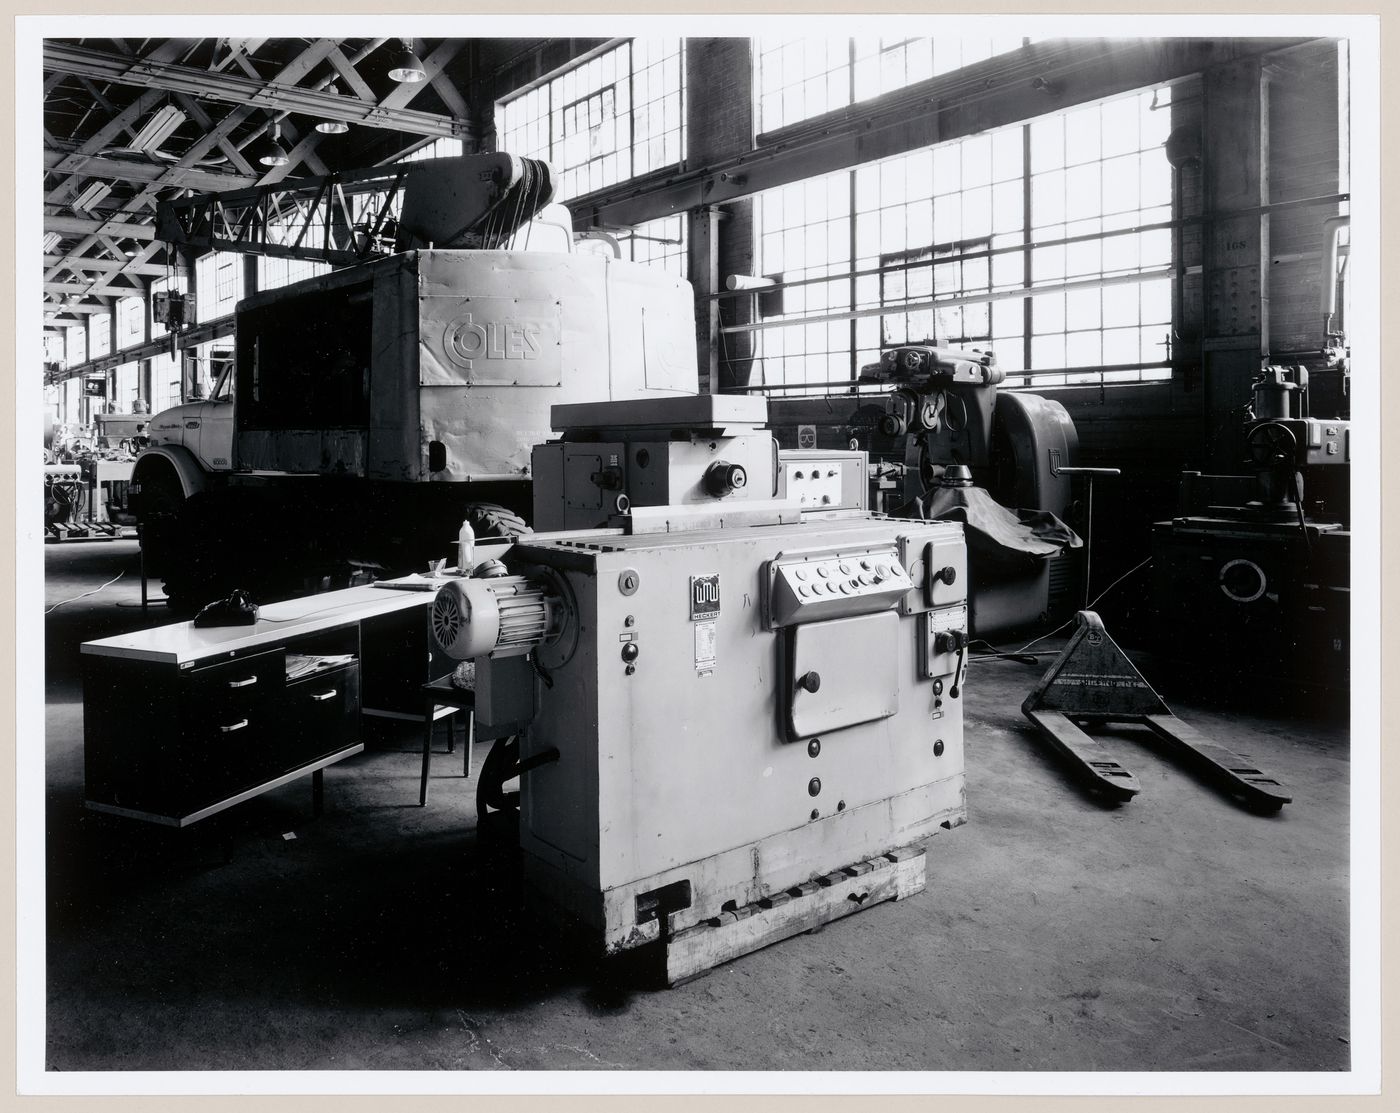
[1021,611,1291,812]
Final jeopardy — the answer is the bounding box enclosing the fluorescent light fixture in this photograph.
[388,39,426,83]
[43,232,62,252]
[73,181,112,212]
[129,104,187,154]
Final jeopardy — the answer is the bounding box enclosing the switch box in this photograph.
[765,546,912,629]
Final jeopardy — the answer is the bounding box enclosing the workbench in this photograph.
[81,583,456,827]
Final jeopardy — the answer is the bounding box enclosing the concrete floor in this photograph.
[38,538,1351,1074]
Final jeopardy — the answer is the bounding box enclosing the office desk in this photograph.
[81,584,454,827]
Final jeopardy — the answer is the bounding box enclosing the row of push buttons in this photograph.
[792,558,901,599]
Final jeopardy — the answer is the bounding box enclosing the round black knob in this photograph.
[807,738,821,758]
[935,565,957,585]
[808,777,822,797]
[621,642,639,663]
[934,632,963,654]
[798,671,821,693]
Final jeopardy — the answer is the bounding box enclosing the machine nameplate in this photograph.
[690,573,721,620]
[423,295,562,387]
[694,621,717,674]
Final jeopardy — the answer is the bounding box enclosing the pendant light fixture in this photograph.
[315,83,349,134]
[253,119,289,167]
[388,38,426,83]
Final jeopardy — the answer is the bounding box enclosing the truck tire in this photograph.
[462,502,531,540]
[133,463,186,521]
[133,464,187,579]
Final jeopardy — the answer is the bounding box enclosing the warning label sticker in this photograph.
[694,621,717,675]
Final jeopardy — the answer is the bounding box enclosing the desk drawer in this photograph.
[281,664,361,773]
[183,649,286,714]
[179,705,279,807]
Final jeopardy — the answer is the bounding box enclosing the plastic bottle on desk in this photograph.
[457,519,475,574]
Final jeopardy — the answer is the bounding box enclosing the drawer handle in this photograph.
[227,676,258,689]
[310,689,337,702]
[219,719,249,733]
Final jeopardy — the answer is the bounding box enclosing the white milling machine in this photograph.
[431,394,968,983]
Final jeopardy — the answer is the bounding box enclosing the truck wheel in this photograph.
[135,465,185,521]
[133,466,186,578]
[462,502,531,540]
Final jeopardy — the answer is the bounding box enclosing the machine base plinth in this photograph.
[658,844,926,987]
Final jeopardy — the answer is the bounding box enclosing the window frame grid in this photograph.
[744,82,1177,393]
[497,39,686,202]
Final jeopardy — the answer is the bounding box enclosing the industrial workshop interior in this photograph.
[29,22,1369,1088]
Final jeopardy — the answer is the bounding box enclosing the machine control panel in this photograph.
[781,460,844,510]
[765,546,912,629]
[919,604,969,679]
[775,449,868,513]
[897,526,968,615]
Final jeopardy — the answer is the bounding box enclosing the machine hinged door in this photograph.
[785,611,899,739]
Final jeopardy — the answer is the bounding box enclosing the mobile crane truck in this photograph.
[128,155,699,608]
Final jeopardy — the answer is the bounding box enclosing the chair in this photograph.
[419,676,475,805]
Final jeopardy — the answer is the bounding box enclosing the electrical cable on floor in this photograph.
[45,570,125,615]
[969,555,1154,663]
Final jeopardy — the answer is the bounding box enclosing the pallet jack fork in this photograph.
[1021,611,1291,812]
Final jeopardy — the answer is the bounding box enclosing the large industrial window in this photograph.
[575,214,688,277]
[755,36,1028,134]
[195,251,243,323]
[65,325,86,368]
[743,83,1175,390]
[89,312,111,359]
[117,296,144,348]
[398,136,465,164]
[257,256,331,293]
[113,363,139,411]
[497,39,686,201]
[621,214,688,275]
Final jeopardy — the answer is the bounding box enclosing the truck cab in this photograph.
[145,361,235,474]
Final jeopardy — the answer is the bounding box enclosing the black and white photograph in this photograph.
[17,11,1382,1098]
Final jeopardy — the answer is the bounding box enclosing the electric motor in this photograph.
[431,575,557,660]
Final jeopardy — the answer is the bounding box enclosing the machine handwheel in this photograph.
[1246,422,1297,467]
[918,392,945,432]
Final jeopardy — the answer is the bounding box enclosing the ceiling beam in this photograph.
[44,214,158,241]
[326,45,377,102]
[42,302,107,316]
[51,40,340,298]
[45,280,145,298]
[46,40,473,140]
[44,39,191,205]
[256,39,463,187]
[43,148,260,192]
[173,92,259,177]
[44,254,167,277]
